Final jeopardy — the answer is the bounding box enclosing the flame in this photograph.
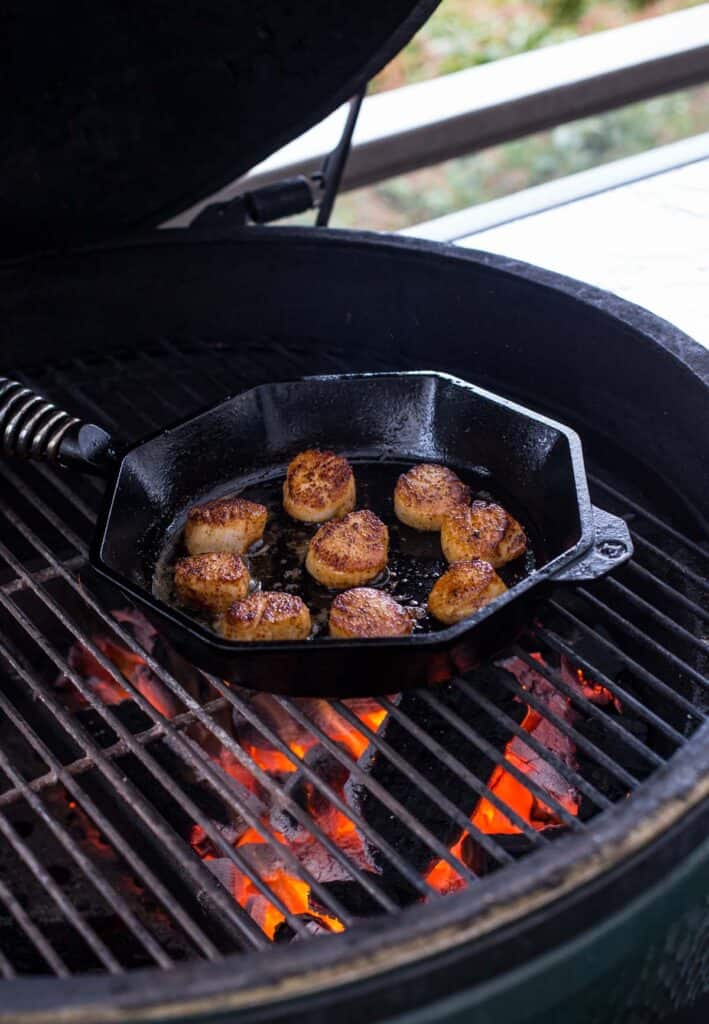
[427,654,586,892]
[233,867,344,939]
[246,744,298,774]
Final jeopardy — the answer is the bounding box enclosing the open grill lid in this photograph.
[1,1,437,257]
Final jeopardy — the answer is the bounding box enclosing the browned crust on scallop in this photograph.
[217,592,311,641]
[329,588,413,639]
[305,509,389,588]
[187,496,266,527]
[440,500,527,567]
[394,464,471,531]
[174,553,250,612]
[283,449,356,522]
[427,559,507,625]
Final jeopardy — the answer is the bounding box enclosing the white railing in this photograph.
[166,5,709,227]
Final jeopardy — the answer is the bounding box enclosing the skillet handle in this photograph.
[0,377,116,476]
[550,506,633,583]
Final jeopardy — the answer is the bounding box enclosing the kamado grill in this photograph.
[0,3,707,1024]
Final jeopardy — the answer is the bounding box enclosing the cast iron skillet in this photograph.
[0,371,631,696]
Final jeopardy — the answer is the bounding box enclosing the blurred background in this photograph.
[319,0,709,231]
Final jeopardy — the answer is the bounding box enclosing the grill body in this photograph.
[0,228,706,1023]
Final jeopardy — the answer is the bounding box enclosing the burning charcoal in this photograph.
[559,655,622,712]
[56,608,182,718]
[309,869,422,917]
[496,655,581,818]
[274,914,339,943]
[346,669,527,876]
[271,745,348,835]
[460,826,570,875]
[232,693,320,759]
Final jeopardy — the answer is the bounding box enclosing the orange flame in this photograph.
[427,655,584,892]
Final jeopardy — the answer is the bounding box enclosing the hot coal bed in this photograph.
[0,231,707,1024]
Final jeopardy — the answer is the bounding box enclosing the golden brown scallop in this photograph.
[329,588,413,639]
[305,509,388,589]
[427,559,507,625]
[283,449,356,523]
[184,496,267,555]
[216,592,311,642]
[440,500,527,567]
[394,463,471,531]
[174,553,250,612]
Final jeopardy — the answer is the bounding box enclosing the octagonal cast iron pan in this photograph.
[0,371,631,696]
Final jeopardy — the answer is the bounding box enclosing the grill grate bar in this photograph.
[575,588,708,693]
[0,877,69,977]
[408,692,584,831]
[0,804,121,973]
[630,533,709,595]
[1,557,85,597]
[589,474,709,564]
[0,697,229,810]
[604,577,708,659]
[623,561,709,624]
[448,678,614,809]
[0,738,173,970]
[332,697,543,849]
[69,360,159,439]
[136,347,227,408]
[545,602,705,726]
[474,663,644,787]
[0,945,16,980]
[0,468,377,930]
[0,679,221,960]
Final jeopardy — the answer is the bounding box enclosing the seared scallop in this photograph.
[428,560,507,625]
[305,509,388,588]
[440,500,527,567]
[217,592,311,642]
[184,496,267,555]
[174,553,250,612]
[394,463,470,531]
[283,449,356,523]
[329,588,413,639]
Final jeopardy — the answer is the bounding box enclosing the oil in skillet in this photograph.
[155,461,537,638]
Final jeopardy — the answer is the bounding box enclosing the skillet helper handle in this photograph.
[550,506,633,583]
[0,377,116,476]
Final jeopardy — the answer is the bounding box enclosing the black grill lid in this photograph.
[1,1,437,256]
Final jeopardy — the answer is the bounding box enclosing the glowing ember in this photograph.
[426,653,591,893]
[572,664,622,713]
[57,610,181,718]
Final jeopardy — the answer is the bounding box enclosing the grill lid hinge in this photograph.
[190,87,365,231]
